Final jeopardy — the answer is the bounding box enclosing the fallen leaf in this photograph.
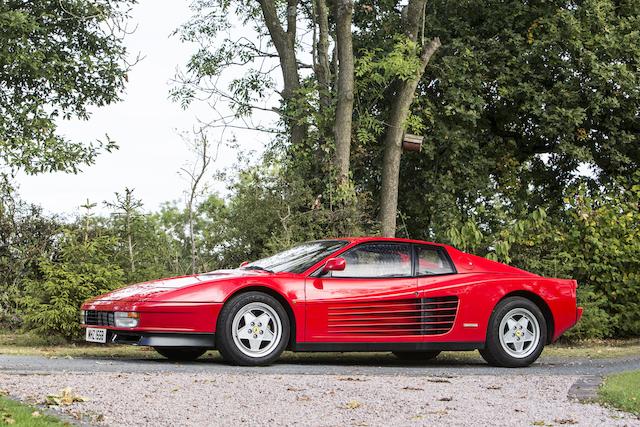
[296,395,311,401]
[341,400,362,410]
[486,385,502,390]
[45,387,87,406]
[532,422,546,426]
[427,378,451,383]
[338,377,366,382]
[31,411,41,418]
[286,387,305,392]
[554,419,578,425]
[438,397,453,401]
[2,413,15,425]
[0,390,8,396]
[402,386,424,391]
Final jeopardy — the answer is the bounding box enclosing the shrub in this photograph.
[447,174,640,339]
[21,231,124,341]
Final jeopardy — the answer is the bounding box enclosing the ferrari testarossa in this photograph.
[81,237,583,367]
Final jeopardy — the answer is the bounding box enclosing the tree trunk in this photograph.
[333,0,354,184]
[314,0,331,109]
[379,37,441,237]
[258,0,306,146]
[188,195,196,275]
[126,213,135,272]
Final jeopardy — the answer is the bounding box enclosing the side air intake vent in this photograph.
[327,296,458,336]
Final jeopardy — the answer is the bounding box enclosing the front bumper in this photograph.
[109,330,216,348]
[80,301,223,333]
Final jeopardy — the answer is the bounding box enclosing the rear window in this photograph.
[416,245,455,275]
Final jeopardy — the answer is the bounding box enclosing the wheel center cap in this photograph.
[253,326,260,334]
[515,330,523,337]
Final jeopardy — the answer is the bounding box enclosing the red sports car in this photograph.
[80,237,583,367]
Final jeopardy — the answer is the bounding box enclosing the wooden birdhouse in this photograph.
[402,133,423,152]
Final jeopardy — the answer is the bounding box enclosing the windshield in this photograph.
[243,240,348,274]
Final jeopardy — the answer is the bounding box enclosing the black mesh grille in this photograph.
[84,310,115,327]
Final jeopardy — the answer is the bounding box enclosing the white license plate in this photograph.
[85,328,107,343]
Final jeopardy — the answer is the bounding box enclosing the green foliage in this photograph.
[202,159,372,266]
[0,191,59,328]
[21,231,124,340]
[3,0,640,343]
[447,174,640,338]
[0,0,133,175]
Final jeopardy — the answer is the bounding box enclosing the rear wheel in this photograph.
[480,296,547,368]
[154,347,207,361]
[392,351,441,361]
[216,291,290,366]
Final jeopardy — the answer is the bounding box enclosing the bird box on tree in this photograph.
[402,133,423,152]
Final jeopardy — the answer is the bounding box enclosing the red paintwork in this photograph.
[81,237,582,346]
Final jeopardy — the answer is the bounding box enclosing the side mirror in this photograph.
[321,257,346,274]
[239,261,250,268]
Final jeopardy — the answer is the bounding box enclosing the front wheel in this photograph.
[154,347,207,361]
[216,291,290,366]
[480,296,547,368]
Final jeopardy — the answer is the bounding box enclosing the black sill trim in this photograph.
[111,331,216,348]
[293,341,484,352]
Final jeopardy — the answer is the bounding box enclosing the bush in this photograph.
[447,174,640,339]
[21,231,124,341]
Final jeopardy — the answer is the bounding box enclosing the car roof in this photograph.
[334,236,449,247]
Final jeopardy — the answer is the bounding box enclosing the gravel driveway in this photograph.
[1,371,638,426]
[1,354,639,426]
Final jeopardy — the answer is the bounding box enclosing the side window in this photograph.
[416,245,455,276]
[331,243,412,278]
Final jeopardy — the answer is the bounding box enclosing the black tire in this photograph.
[216,291,290,366]
[392,351,441,361]
[480,296,547,368]
[154,347,207,361]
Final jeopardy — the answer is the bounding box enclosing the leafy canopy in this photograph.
[0,0,135,175]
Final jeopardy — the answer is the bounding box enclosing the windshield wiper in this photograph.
[242,265,275,273]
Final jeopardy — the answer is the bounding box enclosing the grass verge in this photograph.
[599,370,640,415]
[1,331,639,361]
[0,396,67,426]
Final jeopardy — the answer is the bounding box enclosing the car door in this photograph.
[304,242,419,342]
[414,244,460,337]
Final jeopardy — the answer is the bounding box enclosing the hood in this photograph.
[89,269,265,302]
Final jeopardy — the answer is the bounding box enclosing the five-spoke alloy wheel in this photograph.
[217,292,290,366]
[480,296,547,367]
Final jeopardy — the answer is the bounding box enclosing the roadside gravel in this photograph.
[1,372,638,426]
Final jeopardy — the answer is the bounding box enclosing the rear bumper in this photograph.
[110,331,216,348]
